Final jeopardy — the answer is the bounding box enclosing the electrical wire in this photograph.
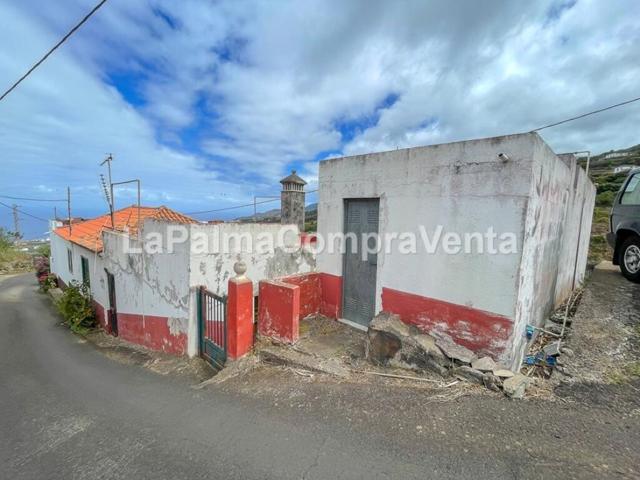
[0,0,109,102]
[0,200,49,222]
[532,95,640,132]
[186,189,318,216]
[0,194,66,202]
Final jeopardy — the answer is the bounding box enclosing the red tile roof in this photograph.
[54,205,196,253]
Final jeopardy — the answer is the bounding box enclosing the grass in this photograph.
[588,206,613,265]
[0,228,32,273]
[608,361,640,385]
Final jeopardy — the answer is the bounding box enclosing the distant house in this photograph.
[614,165,634,174]
[605,151,633,159]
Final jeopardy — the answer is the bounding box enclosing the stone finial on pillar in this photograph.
[233,260,247,280]
[227,261,253,359]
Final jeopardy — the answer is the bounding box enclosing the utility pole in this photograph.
[67,187,72,235]
[12,204,20,242]
[100,154,115,228]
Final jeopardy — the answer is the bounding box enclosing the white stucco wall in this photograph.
[317,132,596,369]
[317,133,536,319]
[188,222,315,297]
[49,231,108,308]
[102,221,191,321]
[187,222,315,355]
[101,220,315,357]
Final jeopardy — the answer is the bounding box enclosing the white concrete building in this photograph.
[614,165,633,174]
[316,133,595,369]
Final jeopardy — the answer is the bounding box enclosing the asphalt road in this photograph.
[1,273,638,479]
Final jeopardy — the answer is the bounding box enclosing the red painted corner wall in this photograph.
[93,301,107,330]
[117,313,187,355]
[279,272,321,320]
[258,280,300,343]
[319,273,342,319]
[381,287,513,358]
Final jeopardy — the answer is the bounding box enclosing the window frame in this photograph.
[81,256,90,287]
[67,248,73,273]
[620,172,640,206]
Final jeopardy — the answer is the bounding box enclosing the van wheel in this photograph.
[619,235,640,283]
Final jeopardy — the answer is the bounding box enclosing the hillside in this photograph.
[235,203,318,231]
[582,144,639,264]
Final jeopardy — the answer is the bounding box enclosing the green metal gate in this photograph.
[198,286,227,370]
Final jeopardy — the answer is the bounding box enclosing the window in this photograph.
[621,173,640,205]
[81,256,90,287]
[67,248,73,273]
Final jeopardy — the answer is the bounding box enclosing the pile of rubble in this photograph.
[366,312,531,399]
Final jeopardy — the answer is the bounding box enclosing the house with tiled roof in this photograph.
[50,205,197,353]
[50,200,315,359]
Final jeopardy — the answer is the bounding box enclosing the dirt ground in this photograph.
[554,262,640,413]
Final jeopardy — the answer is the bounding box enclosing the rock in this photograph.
[560,347,574,357]
[398,335,451,375]
[453,366,484,384]
[471,356,497,372]
[482,373,503,392]
[367,331,402,366]
[405,334,447,363]
[369,311,411,339]
[544,321,563,335]
[436,338,477,364]
[493,368,515,378]
[503,373,531,399]
[543,341,561,357]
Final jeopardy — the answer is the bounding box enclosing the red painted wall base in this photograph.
[319,273,342,318]
[117,313,187,355]
[381,287,513,358]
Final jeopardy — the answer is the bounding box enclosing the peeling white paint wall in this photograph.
[101,220,316,357]
[102,222,191,322]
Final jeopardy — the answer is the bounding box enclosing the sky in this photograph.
[1,0,639,239]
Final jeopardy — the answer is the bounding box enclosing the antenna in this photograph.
[100,174,112,207]
[100,154,115,228]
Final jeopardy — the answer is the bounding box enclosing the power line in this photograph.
[0,200,49,222]
[0,0,109,102]
[532,95,640,132]
[186,189,318,216]
[186,198,280,216]
[0,194,66,202]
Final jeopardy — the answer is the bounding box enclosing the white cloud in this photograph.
[1,0,640,237]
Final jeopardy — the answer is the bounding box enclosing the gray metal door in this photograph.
[342,198,379,327]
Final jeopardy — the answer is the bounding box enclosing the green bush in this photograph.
[40,273,58,293]
[56,281,96,334]
[36,244,51,257]
[596,190,616,207]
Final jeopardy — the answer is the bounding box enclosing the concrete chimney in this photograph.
[280,170,306,231]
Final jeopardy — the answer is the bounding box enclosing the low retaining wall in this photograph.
[258,280,301,343]
[258,271,342,343]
